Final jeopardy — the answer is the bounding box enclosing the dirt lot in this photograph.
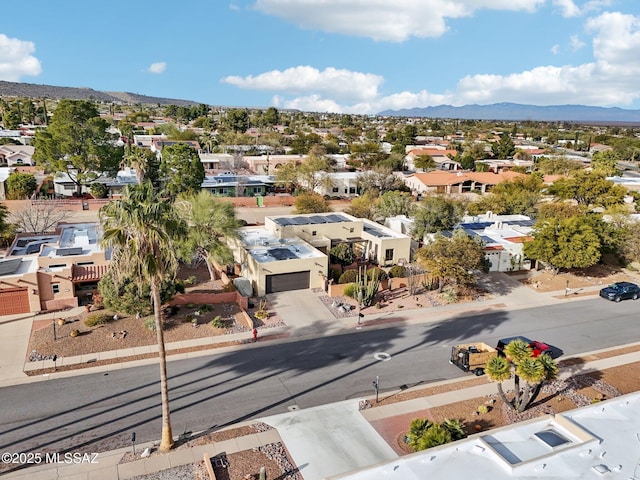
[518,263,640,293]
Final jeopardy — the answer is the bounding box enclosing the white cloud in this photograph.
[223,66,383,102]
[0,34,41,81]
[551,44,560,54]
[251,0,546,42]
[147,62,167,74]
[552,0,580,17]
[586,12,640,68]
[570,35,586,50]
[231,10,640,114]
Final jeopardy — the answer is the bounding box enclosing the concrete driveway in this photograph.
[267,289,347,336]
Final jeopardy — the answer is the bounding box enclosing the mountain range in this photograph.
[1,80,640,123]
[378,103,640,123]
[0,80,200,107]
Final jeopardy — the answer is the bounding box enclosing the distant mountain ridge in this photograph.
[378,102,640,123]
[0,80,200,107]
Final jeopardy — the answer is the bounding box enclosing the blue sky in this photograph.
[3,1,640,114]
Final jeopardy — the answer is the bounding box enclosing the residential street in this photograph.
[1,297,638,461]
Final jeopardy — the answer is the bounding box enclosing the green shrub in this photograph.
[477,404,489,414]
[84,313,112,327]
[415,423,452,450]
[89,182,108,199]
[342,283,358,298]
[199,304,213,313]
[441,286,459,304]
[388,265,406,278]
[174,280,186,294]
[329,268,341,283]
[144,317,156,332]
[367,267,388,281]
[338,269,358,284]
[210,315,225,328]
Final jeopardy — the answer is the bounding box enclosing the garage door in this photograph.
[266,271,310,293]
[0,288,30,315]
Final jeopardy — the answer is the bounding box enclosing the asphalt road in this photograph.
[1,297,638,465]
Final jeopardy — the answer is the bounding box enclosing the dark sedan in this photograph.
[599,282,640,302]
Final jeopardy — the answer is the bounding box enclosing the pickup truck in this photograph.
[449,342,497,376]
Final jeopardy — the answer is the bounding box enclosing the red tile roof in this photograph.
[412,170,525,186]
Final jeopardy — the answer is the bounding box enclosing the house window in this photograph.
[48,264,67,269]
[349,187,356,194]
[52,283,60,295]
[76,261,94,266]
[332,187,339,193]
[385,249,394,262]
[312,231,317,236]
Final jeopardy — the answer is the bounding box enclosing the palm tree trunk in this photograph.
[152,282,174,452]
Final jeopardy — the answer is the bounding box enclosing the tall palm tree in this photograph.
[175,191,241,281]
[99,182,186,451]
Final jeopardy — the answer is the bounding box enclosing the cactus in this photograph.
[259,466,267,480]
[356,267,381,307]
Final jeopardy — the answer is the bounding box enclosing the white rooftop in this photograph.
[331,391,640,480]
[240,227,325,263]
[10,223,102,258]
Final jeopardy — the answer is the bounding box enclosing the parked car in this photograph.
[599,282,640,302]
[496,336,551,358]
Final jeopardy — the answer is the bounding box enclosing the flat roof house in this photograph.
[0,223,109,315]
[331,391,640,480]
[231,213,411,296]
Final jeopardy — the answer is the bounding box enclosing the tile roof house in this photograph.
[402,170,525,196]
[0,145,35,166]
[405,148,461,172]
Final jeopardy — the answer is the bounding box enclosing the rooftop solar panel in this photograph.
[326,214,349,223]
[274,217,293,226]
[57,247,84,256]
[459,222,493,230]
[268,247,299,260]
[0,258,22,276]
[25,243,43,254]
[364,226,389,238]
